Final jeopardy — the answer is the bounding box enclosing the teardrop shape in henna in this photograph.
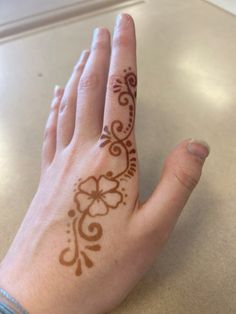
[81,251,94,268]
[75,259,82,276]
[118,91,130,106]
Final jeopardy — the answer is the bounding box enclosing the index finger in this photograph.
[103,14,137,128]
[100,14,137,179]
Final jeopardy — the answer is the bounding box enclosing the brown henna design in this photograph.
[100,68,137,179]
[59,68,137,276]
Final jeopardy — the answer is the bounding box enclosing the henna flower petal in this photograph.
[101,191,123,209]
[79,177,97,194]
[75,193,94,212]
[89,199,108,217]
[98,175,118,193]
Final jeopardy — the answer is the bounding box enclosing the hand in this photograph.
[0,14,210,314]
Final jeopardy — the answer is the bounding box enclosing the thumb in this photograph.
[133,139,210,242]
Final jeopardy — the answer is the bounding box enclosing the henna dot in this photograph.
[66,230,70,234]
[122,188,125,191]
[68,210,75,217]
[68,239,71,243]
[129,105,133,111]
[128,67,131,70]
[123,202,127,205]
[126,140,132,147]
[124,69,127,73]
[106,171,113,177]
[125,194,128,197]
[128,124,131,127]
[129,118,132,123]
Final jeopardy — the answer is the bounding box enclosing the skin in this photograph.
[0,14,210,314]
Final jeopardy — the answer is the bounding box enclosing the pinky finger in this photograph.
[41,86,64,172]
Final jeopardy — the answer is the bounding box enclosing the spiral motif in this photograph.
[125,72,137,88]
[108,120,125,156]
[78,211,103,242]
[118,91,132,106]
[109,141,122,156]
[111,120,123,133]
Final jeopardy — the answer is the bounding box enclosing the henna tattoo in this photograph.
[59,68,137,276]
[100,68,137,179]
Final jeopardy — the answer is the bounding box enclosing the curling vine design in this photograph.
[59,67,137,276]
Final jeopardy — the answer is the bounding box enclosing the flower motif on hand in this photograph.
[75,175,123,217]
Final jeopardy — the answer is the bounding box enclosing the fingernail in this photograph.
[93,27,100,40]
[74,49,90,70]
[54,85,63,97]
[79,49,90,62]
[116,14,123,27]
[93,27,107,39]
[92,27,108,46]
[187,139,210,160]
[115,13,132,28]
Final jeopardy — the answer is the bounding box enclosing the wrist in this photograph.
[0,287,28,314]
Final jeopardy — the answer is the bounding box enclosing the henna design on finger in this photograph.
[100,68,137,179]
[59,68,137,276]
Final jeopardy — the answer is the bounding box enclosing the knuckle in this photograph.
[64,143,108,175]
[173,166,199,191]
[91,144,117,173]
[164,151,202,192]
[94,149,110,168]
[79,73,99,91]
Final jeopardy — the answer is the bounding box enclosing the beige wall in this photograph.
[0,0,126,24]
[0,0,132,39]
